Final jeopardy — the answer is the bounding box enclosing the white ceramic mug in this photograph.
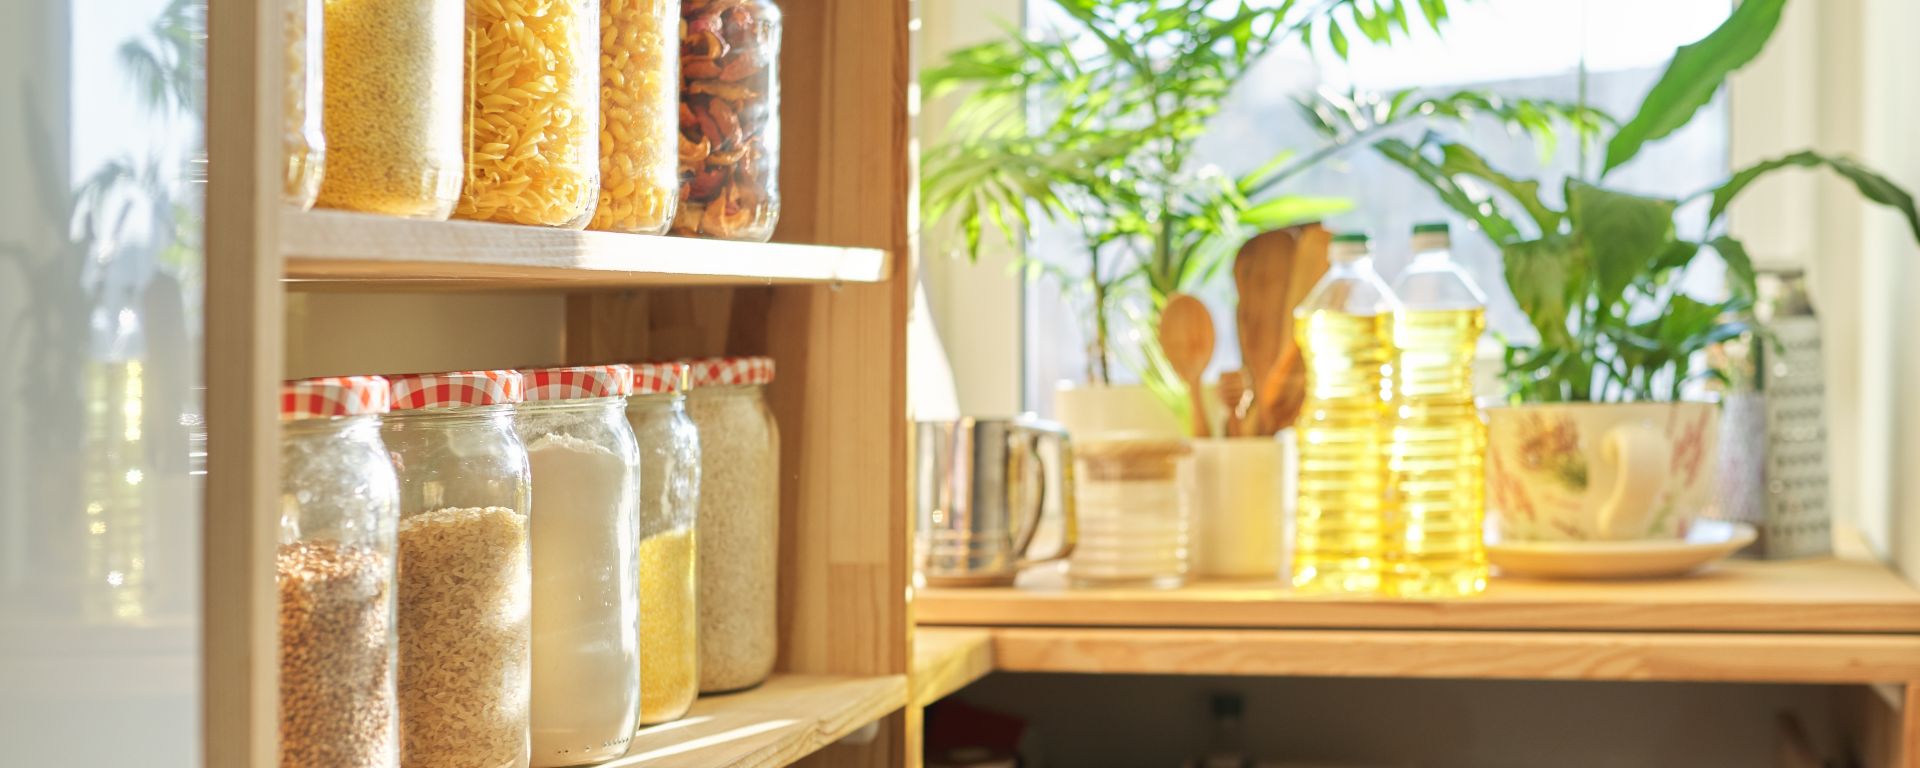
[1486,402,1718,542]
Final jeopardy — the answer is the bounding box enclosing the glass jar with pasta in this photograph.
[283,0,324,210]
[589,0,680,234]
[459,0,601,229]
[314,0,465,220]
[674,0,781,242]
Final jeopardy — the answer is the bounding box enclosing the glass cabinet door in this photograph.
[0,1,205,765]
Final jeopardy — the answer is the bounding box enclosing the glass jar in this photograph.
[514,365,641,766]
[589,0,681,234]
[278,376,400,768]
[624,363,701,724]
[673,0,781,241]
[284,0,324,209]
[313,0,465,219]
[384,371,532,768]
[681,356,778,692]
[458,0,601,228]
[1068,435,1192,589]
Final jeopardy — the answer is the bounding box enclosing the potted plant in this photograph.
[920,0,1478,434]
[1315,0,1919,542]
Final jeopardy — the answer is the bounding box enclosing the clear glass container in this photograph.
[384,372,532,768]
[1067,435,1192,589]
[674,0,781,241]
[314,0,465,219]
[458,0,601,228]
[624,363,701,724]
[589,0,681,234]
[514,366,641,766]
[278,376,400,768]
[284,0,324,209]
[682,357,778,692]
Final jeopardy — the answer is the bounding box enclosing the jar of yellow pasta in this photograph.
[314,0,465,220]
[674,0,781,242]
[283,0,324,210]
[459,0,602,229]
[589,0,680,234]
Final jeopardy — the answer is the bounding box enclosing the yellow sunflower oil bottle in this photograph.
[1383,222,1488,597]
[1292,232,1397,594]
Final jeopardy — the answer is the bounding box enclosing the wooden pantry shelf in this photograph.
[281,210,892,290]
[917,557,1920,634]
[911,628,994,707]
[607,674,906,768]
[984,627,1920,684]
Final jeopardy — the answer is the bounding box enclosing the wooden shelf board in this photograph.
[606,674,905,768]
[987,627,1920,684]
[918,557,1920,634]
[282,210,891,290]
[911,628,994,706]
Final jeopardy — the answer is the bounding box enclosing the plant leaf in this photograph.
[1567,179,1675,309]
[1237,195,1354,230]
[1709,150,1920,243]
[1708,236,1757,302]
[1436,142,1561,234]
[1502,236,1584,350]
[1602,0,1785,174]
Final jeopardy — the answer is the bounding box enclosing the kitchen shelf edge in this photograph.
[607,673,906,768]
[283,210,891,289]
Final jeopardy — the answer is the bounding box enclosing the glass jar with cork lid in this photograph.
[513,364,641,766]
[681,356,778,692]
[278,375,401,768]
[383,370,533,768]
[624,362,701,724]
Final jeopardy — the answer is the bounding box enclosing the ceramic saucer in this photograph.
[1487,519,1758,580]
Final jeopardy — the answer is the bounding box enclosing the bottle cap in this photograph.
[1329,232,1370,262]
[1330,232,1370,244]
[1412,221,1449,235]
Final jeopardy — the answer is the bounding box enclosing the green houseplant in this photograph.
[1313,0,1919,403]
[921,0,1467,393]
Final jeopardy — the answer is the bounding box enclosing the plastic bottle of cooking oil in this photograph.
[1384,222,1489,597]
[1291,232,1397,594]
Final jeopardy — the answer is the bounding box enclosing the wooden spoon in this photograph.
[1233,230,1295,435]
[1158,293,1216,438]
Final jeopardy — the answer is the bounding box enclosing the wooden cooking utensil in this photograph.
[1232,230,1294,435]
[1217,369,1251,437]
[1260,224,1331,432]
[1158,293,1216,438]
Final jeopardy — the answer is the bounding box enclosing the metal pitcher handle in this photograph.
[1012,422,1076,568]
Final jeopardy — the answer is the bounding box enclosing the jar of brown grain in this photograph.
[277,375,401,768]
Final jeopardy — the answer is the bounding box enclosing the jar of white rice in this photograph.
[681,356,778,692]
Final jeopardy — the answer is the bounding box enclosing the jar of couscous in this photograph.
[589,0,680,234]
[681,356,778,692]
[674,0,781,241]
[277,376,400,768]
[283,0,324,209]
[624,362,700,724]
[383,370,532,768]
[313,0,465,219]
[458,0,601,229]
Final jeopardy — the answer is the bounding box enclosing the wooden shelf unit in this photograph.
[283,210,892,290]
[915,557,1920,686]
[204,1,913,766]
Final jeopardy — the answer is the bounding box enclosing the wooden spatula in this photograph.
[1258,224,1331,432]
[1233,231,1293,434]
[1158,293,1215,438]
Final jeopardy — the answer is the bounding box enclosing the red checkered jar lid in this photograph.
[387,370,525,410]
[629,362,689,396]
[521,364,635,401]
[683,356,776,389]
[281,375,392,421]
